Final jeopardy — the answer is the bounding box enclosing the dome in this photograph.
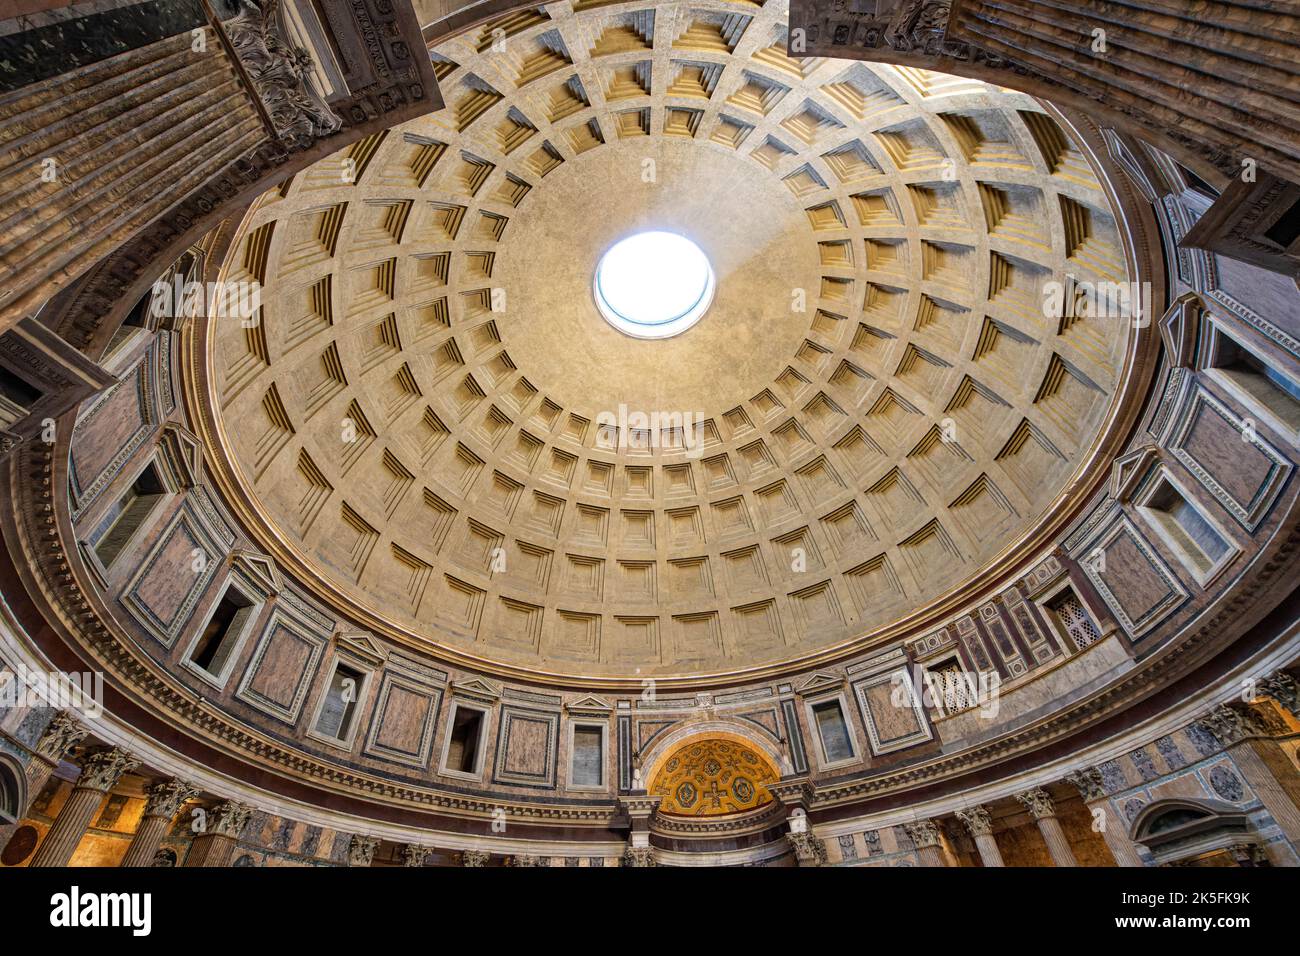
[200,0,1138,683]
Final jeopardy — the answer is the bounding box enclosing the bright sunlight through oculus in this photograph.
[593,231,715,339]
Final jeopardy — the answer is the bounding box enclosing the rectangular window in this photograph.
[314,663,364,741]
[1141,477,1231,580]
[1046,588,1101,651]
[812,699,853,764]
[93,462,167,568]
[445,706,484,774]
[571,725,604,787]
[927,659,972,715]
[1210,329,1300,432]
[188,586,256,678]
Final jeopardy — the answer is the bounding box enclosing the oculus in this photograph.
[593,231,715,339]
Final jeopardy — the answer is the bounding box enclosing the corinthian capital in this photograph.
[1063,766,1106,802]
[461,849,490,867]
[786,831,827,865]
[401,844,430,867]
[76,747,139,792]
[902,819,942,849]
[207,801,252,838]
[1198,701,1285,747]
[1258,671,1299,717]
[955,805,993,837]
[36,711,88,761]
[347,834,380,867]
[144,779,198,819]
[1016,788,1056,820]
[621,846,656,867]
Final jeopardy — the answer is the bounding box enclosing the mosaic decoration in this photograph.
[650,737,779,816]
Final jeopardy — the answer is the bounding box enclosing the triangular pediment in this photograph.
[1158,292,1205,370]
[451,676,502,701]
[230,548,281,597]
[334,629,387,666]
[1110,444,1159,502]
[565,694,612,714]
[159,422,203,489]
[795,671,843,695]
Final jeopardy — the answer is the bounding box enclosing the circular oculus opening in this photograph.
[593,231,715,339]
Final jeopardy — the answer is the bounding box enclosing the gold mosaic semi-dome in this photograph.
[198,0,1138,682]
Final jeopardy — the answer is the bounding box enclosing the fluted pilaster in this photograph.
[1064,767,1142,866]
[955,806,1004,867]
[1016,788,1077,867]
[183,801,250,867]
[120,779,196,867]
[30,746,137,867]
[902,820,947,867]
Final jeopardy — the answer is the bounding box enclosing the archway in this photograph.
[647,734,782,817]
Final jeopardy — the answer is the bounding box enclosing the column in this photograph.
[346,833,379,867]
[401,843,429,867]
[1198,698,1300,856]
[29,746,138,867]
[183,801,250,867]
[902,820,947,867]
[955,806,1004,867]
[768,780,824,867]
[120,779,196,867]
[1016,788,1078,867]
[461,849,490,867]
[1064,766,1142,866]
[23,711,88,814]
[618,793,661,867]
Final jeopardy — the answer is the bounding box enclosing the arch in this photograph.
[1130,798,1265,867]
[639,718,789,790]
[0,753,26,825]
[648,735,783,817]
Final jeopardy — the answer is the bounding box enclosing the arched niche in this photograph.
[1130,798,1269,867]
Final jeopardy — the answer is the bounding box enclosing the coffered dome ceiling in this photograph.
[198,0,1139,682]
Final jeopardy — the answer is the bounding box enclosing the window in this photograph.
[444,705,485,775]
[188,585,256,679]
[1209,328,1300,432]
[313,662,365,742]
[1139,476,1232,581]
[811,699,854,765]
[927,658,973,715]
[93,462,168,568]
[1264,197,1300,250]
[1046,588,1101,651]
[0,368,41,426]
[570,725,604,788]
